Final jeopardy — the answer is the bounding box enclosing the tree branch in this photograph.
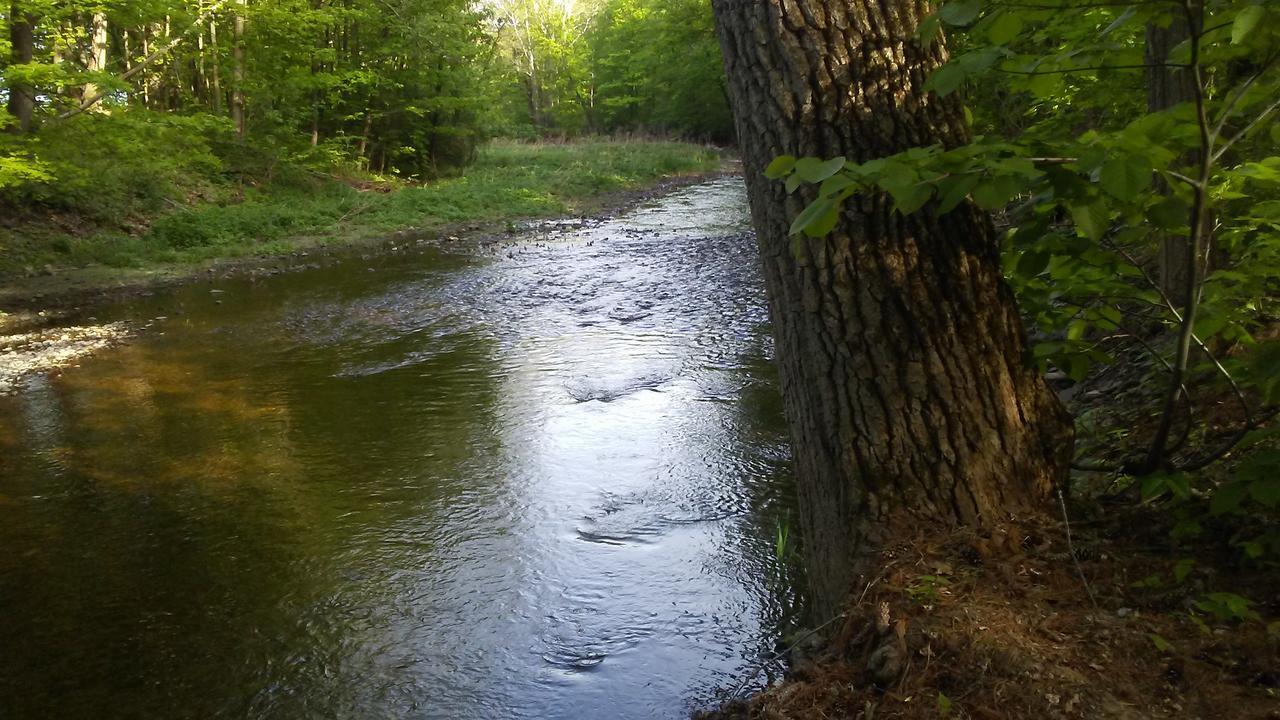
[1212,95,1280,163]
[999,62,1187,76]
[1210,53,1278,141]
[990,0,1175,8]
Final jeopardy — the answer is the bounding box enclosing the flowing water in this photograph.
[0,177,798,719]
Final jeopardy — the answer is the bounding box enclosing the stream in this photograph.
[0,177,799,719]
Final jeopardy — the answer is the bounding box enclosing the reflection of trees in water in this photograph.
[53,344,300,494]
[0,324,507,719]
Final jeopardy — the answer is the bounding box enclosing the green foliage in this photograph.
[1,0,493,177]
[769,0,1279,472]
[907,574,950,605]
[936,691,954,716]
[0,140,717,272]
[775,516,791,563]
[3,110,233,218]
[1194,592,1261,622]
[489,0,733,140]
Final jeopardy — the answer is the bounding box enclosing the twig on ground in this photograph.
[1058,487,1100,610]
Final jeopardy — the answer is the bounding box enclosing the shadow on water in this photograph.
[0,177,800,719]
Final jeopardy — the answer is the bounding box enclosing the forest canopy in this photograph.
[0,0,731,193]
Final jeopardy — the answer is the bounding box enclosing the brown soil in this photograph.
[699,321,1278,720]
[699,510,1278,720]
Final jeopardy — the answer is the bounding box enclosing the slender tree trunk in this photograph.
[83,12,109,108]
[310,15,324,147]
[196,2,207,105]
[122,30,136,105]
[141,31,150,106]
[231,0,246,135]
[6,1,36,133]
[357,112,372,166]
[1146,19,1198,305]
[712,0,1073,621]
[209,18,221,113]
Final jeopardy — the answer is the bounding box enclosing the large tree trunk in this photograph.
[1146,19,1197,305]
[6,1,37,133]
[712,0,1072,621]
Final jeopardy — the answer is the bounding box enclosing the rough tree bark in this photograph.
[6,1,36,133]
[711,0,1073,621]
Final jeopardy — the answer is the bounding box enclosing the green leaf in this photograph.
[1211,482,1248,515]
[1016,250,1050,278]
[1248,477,1280,509]
[785,174,803,194]
[819,173,857,197]
[1149,634,1174,653]
[971,174,1021,209]
[789,197,835,236]
[1166,473,1191,500]
[1095,305,1122,330]
[765,155,797,180]
[939,0,984,26]
[936,173,981,213]
[794,156,847,183]
[986,11,1023,44]
[1026,72,1062,99]
[1100,155,1152,201]
[918,13,943,44]
[1141,474,1168,500]
[1232,5,1265,44]
[1070,201,1109,240]
[804,201,842,237]
[1147,195,1187,230]
[890,182,933,215]
[1174,558,1194,583]
[928,63,966,96]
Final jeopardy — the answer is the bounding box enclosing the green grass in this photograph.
[1,139,719,275]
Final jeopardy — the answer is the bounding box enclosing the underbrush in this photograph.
[0,122,720,275]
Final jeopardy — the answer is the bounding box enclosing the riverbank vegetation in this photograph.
[4,0,1277,714]
[0,138,718,276]
[1,0,728,277]
[709,0,1277,716]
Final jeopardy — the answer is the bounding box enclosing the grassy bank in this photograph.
[0,138,720,278]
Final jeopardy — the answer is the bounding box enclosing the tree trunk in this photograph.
[83,12,109,108]
[231,0,246,135]
[196,3,207,105]
[711,0,1073,621]
[209,18,221,113]
[357,112,372,166]
[6,1,36,133]
[1146,19,1198,306]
